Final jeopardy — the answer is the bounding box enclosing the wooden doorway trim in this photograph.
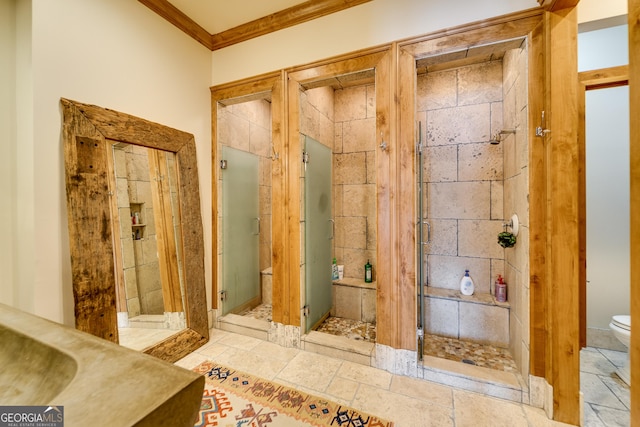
[286,48,391,332]
[577,65,629,350]
[627,1,640,422]
[210,71,286,320]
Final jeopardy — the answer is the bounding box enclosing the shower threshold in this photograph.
[420,334,528,402]
[301,316,377,366]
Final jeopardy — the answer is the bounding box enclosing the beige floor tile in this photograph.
[353,383,454,427]
[216,331,264,350]
[195,341,228,359]
[453,389,528,427]
[207,327,233,342]
[521,405,576,427]
[274,351,343,393]
[336,360,392,390]
[251,340,300,363]
[326,376,359,402]
[173,352,209,370]
[390,375,453,409]
[209,346,289,381]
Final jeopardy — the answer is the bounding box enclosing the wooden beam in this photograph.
[578,65,629,89]
[140,0,372,51]
[544,7,581,424]
[528,18,548,378]
[537,0,579,10]
[138,0,214,50]
[396,44,417,350]
[211,0,372,50]
[628,0,640,423]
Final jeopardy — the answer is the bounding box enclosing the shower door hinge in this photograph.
[302,151,309,164]
[536,111,551,137]
[219,290,227,302]
[220,159,228,169]
[302,305,310,317]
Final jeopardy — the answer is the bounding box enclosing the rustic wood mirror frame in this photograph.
[61,98,208,362]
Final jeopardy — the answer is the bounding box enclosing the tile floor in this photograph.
[423,333,518,373]
[580,347,630,426]
[182,305,631,425]
[118,326,176,351]
[175,326,580,427]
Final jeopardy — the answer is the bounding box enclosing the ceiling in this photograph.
[139,0,372,51]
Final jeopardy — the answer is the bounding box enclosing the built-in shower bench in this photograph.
[423,286,510,348]
[331,278,376,324]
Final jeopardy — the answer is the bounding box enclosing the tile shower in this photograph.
[216,97,274,315]
[300,81,377,335]
[417,43,530,379]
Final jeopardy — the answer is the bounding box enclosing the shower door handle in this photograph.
[421,220,431,244]
[254,217,261,235]
[328,219,335,240]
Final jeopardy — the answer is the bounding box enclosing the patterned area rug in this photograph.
[192,361,393,427]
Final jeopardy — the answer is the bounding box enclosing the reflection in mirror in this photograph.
[61,98,208,363]
[108,143,187,350]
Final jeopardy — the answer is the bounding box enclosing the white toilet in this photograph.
[609,314,631,386]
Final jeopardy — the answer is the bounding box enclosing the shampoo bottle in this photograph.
[332,258,339,280]
[495,275,507,302]
[364,260,372,283]
[460,270,475,296]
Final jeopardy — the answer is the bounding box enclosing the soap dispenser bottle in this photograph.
[460,270,475,296]
[332,258,339,280]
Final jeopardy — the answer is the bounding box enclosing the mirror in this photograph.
[108,143,187,350]
[61,98,208,362]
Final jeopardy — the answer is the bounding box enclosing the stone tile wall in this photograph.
[301,84,377,323]
[114,144,163,316]
[418,47,530,369]
[418,60,505,293]
[503,46,530,380]
[333,85,377,282]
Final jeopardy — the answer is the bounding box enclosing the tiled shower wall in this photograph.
[503,46,531,380]
[217,100,273,274]
[114,144,162,316]
[417,45,530,379]
[418,60,506,293]
[334,85,377,281]
[301,85,377,282]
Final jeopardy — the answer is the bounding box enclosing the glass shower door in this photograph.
[304,136,333,332]
[221,146,260,315]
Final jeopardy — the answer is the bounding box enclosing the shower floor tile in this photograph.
[423,333,518,373]
[238,303,272,322]
[315,316,376,343]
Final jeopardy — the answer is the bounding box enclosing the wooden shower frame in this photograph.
[210,4,592,423]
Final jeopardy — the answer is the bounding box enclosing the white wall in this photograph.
[211,0,539,85]
[585,86,630,328]
[578,21,631,329]
[1,0,212,325]
[0,0,17,309]
[578,0,627,23]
